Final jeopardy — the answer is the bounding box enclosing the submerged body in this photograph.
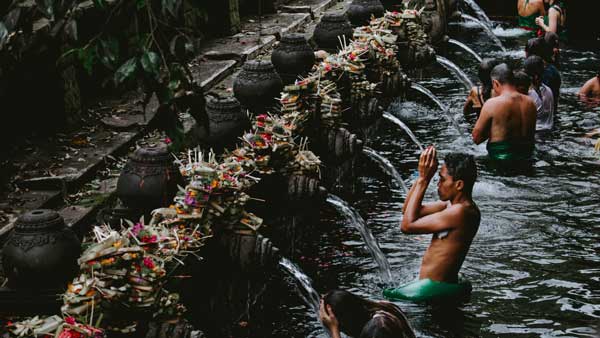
[473,64,537,160]
[579,76,600,100]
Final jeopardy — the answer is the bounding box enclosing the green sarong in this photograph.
[487,141,534,161]
[383,278,472,302]
[518,14,538,31]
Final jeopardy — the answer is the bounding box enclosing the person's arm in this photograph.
[579,79,593,97]
[401,147,455,234]
[402,178,447,215]
[536,9,558,33]
[320,300,342,338]
[472,102,493,144]
[463,88,475,115]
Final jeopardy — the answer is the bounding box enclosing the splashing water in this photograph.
[326,194,393,282]
[382,113,424,151]
[435,55,475,90]
[409,83,464,134]
[363,147,409,194]
[462,0,495,30]
[461,14,506,52]
[279,257,321,315]
[448,38,483,63]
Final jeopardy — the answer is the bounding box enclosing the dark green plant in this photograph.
[0,0,209,151]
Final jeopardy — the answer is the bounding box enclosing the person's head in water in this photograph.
[526,37,552,63]
[438,153,477,201]
[323,290,415,338]
[490,63,516,95]
[524,55,545,87]
[478,58,500,101]
[359,311,415,338]
[514,70,531,94]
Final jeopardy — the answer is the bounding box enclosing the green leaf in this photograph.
[77,46,97,75]
[136,0,146,10]
[161,0,180,18]
[92,0,105,9]
[99,37,119,69]
[141,50,160,76]
[0,22,7,49]
[114,57,138,85]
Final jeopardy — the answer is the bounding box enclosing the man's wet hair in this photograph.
[514,70,531,93]
[444,153,477,192]
[524,55,545,82]
[526,37,552,63]
[490,63,515,85]
[544,32,559,48]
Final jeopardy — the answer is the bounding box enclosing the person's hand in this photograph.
[319,299,339,331]
[535,16,544,27]
[418,146,438,181]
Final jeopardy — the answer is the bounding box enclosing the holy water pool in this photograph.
[271,23,600,337]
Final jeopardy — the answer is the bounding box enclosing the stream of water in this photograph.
[448,38,483,63]
[461,14,506,52]
[436,55,475,90]
[362,147,409,194]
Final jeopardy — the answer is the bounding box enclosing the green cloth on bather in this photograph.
[487,140,534,161]
[383,278,472,302]
[518,14,538,30]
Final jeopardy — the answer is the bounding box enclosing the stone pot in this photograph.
[271,33,316,85]
[116,144,183,213]
[233,60,283,115]
[287,175,328,204]
[202,96,250,150]
[2,209,81,290]
[312,11,353,53]
[347,0,385,27]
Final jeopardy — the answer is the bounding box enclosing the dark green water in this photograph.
[274,23,600,337]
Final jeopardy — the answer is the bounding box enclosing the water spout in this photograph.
[448,38,483,63]
[435,55,475,90]
[363,147,409,194]
[382,113,424,151]
[462,0,495,30]
[461,14,506,52]
[279,257,321,315]
[326,194,393,282]
[409,83,464,134]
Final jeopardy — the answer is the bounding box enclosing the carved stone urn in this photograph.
[271,33,316,85]
[2,209,81,290]
[202,96,250,151]
[116,144,183,213]
[347,0,385,26]
[312,11,353,53]
[233,60,283,115]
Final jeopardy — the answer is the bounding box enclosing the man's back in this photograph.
[484,92,537,142]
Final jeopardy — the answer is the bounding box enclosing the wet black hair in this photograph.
[544,31,559,48]
[359,312,415,338]
[490,63,515,86]
[514,70,531,94]
[324,290,415,338]
[526,37,552,63]
[478,58,500,101]
[524,55,545,83]
[444,153,477,192]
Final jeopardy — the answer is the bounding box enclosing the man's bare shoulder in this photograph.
[446,202,480,225]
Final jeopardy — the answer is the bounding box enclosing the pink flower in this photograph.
[65,317,76,325]
[165,137,172,144]
[141,234,157,243]
[131,222,144,236]
[184,192,197,206]
[143,257,155,269]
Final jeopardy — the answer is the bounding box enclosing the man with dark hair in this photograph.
[398,146,480,286]
[525,55,555,131]
[472,63,537,161]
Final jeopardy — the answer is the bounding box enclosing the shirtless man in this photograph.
[400,147,480,283]
[579,71,600,101]
[472,63,537,161]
